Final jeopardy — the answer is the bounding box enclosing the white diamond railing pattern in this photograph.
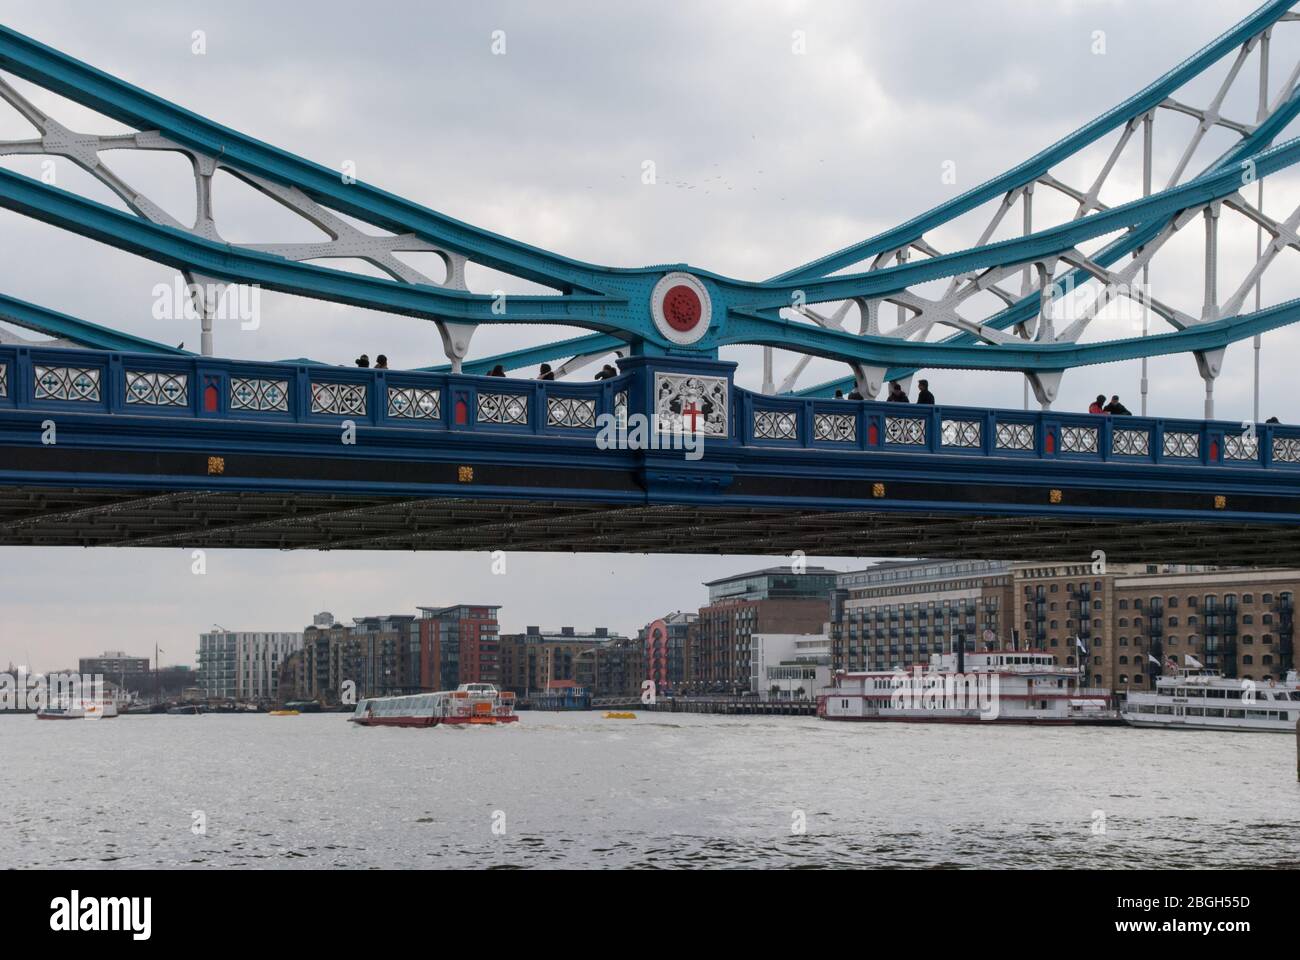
[125,371,188,406]
[548,397,597,429]
[941,420,981,448]
[34,365,100,402]
[754,410,798,440]
[230,377,288,412]
[478,392,529,425]
[814,413,856,443]
[884,416,926,446]
[311,382,367,416]
[387,386,440,420]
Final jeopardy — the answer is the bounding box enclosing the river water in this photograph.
[2,712,1296,869]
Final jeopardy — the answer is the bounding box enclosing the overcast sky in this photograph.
[3,0,1298,670]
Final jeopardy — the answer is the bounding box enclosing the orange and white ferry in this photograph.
[350,683,518,728]
[818,649,1117,725]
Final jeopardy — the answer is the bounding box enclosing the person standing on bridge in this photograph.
[375,355,388,370]
[538,363,555,380]
[886,381,909,403]
[1089,395,1105,415]
[916,379,935,405]
[355,354,370,368]
[488,364,507,377]
[594,364,618,381]
[1104,395,1132,416]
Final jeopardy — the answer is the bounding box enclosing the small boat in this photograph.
[351,683,518,727]
[1122,668,1299,733]
[36,698,119,720]
[166,704,203,715]
[268,709,300,717]
[602,711,637,720]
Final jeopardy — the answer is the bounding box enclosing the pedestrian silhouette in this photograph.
[886,381,909,403]
[487,364,507,377]
[1089,395,1105,414]
[355,354,370,368]
[375,355,388,370]
[916,379,935,405]
[1104,395,1132,416]
[538,363,555,381]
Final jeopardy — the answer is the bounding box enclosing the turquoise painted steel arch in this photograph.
[0,2,1298,375]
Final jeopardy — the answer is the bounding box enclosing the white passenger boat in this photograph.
[351,683,518,728]
[35,697,119,720]
[1121,669,1299,733]
[818,650,1117,725]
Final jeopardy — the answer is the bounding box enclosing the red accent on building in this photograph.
[646,619,669,689]
[868,421,879,446]
[1045,430,1055,454]
[419,604,501,690]
[455,399,468,425]
[662,285,703,332]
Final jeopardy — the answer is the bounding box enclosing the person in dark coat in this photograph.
[538,363,555,381]
[916,379,935,405]
[1104,395,1132,416]
[847,389,863,400]
[886,381,909,403]
[487,364,507,377]
[594,364,618,381]
[833,389,845,399]
[355,354,370,368]
[375,355,389,370]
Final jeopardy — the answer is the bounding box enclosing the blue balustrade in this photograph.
[2,342,1299,472]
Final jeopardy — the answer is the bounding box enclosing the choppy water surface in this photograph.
[2,712,1297,868]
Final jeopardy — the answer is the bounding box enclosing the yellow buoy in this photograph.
[602,711,636,720]
[269,709,300,717]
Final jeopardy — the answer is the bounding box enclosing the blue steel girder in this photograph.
[772,0,1297,284]
[795,85,1300,397]
[3,127,1299,371]
[1,3,1299,376]
[0,25,630,297]
[0,290,189,354]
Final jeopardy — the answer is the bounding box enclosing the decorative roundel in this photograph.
[651,272,713,346]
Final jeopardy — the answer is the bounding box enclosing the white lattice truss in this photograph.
[769,12,1300,415]
[0,73,533,372]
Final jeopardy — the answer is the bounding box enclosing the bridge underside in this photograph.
[1,485,1297,564]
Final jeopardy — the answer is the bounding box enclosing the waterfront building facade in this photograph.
[418,605,501,691]
[78,650,150,686]
[498,626,629,696]
[197,629,303,702]
[642,611,698,695]
[696,567,834,695]
[751,633,831,700]
[830,560,1296,695]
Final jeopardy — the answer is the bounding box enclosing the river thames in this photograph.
[3,713,1296,869]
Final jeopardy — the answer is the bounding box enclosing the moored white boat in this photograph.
[1121,669,1299,733]
[351,683,518,727]
[818,650,1117,725]
[35,697,119,720]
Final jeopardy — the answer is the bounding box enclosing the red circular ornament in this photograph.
[662,284,703,332]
